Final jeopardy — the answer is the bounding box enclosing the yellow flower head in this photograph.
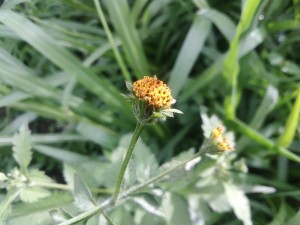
[133,76,173,109]
[211,126,234,152]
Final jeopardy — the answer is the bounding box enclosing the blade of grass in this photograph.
[237,86,279,149]
[0,10,129,115]
[93,0,132,82]
[168,15,211,98]
[201,8,235,42]
[11,101,118,149]
[228,118,300,163]
[180,27,265,102]
[278,87,300,148]
[223,0,261,119]
[0,134,86,147]
[103,0,149,77]
[277,87,300,181]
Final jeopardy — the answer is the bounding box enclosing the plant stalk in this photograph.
[112,121,144,204]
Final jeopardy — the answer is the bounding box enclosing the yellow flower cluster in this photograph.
[211,126,233,152]
[133,76,173,109]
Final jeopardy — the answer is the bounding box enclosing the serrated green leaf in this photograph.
[19,187,51,203]
[162,193,191,225]
[224,182,252,225]
[12,124,32,173]
[73,174,95,212]
[28,169,53,184]
[49,209,72,224]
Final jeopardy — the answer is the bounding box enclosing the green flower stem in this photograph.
[112,121,145,204]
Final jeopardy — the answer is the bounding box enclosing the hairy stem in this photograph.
[112,121,144,204]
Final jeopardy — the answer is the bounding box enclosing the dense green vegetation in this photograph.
[0,0,300,224]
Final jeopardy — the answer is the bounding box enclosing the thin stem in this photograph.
[93,0,132,82]
[112,121,144,204]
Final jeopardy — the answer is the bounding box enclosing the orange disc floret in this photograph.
[133,76,173,109]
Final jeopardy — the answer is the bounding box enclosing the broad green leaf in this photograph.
[0,189,22,224]
[73,174,95,212]
[224,182,252,225]
[168,15,211,98]
[123,133,158,184]
[207,192,231,213]
[28,169,53,184]
[19,187,50,203]
[9,192,72,218]
[12,124,32,173]
[162,193,191,225]
[49,209,72,224]
[278,88,300,148]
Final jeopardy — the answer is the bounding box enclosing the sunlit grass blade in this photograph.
[168,15,211,98]
[278,87,300,148]
[229,118,300,163]
[223,0,261,119]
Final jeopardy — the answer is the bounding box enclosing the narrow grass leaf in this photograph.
[180,27,265,102]
[285,210,300,225]
[229,118,300,163]
[278,87,300,148]
[93,0,132,82]
[0,10,127,112]
[267,200,286,225]
[33,145,88,163]
[168,15,211,98]
[103,0,149,77]
[237,86,279,149]
[223,0,261,118]
[200,8,235,42]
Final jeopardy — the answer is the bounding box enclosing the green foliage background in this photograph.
[0,0,300,224]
